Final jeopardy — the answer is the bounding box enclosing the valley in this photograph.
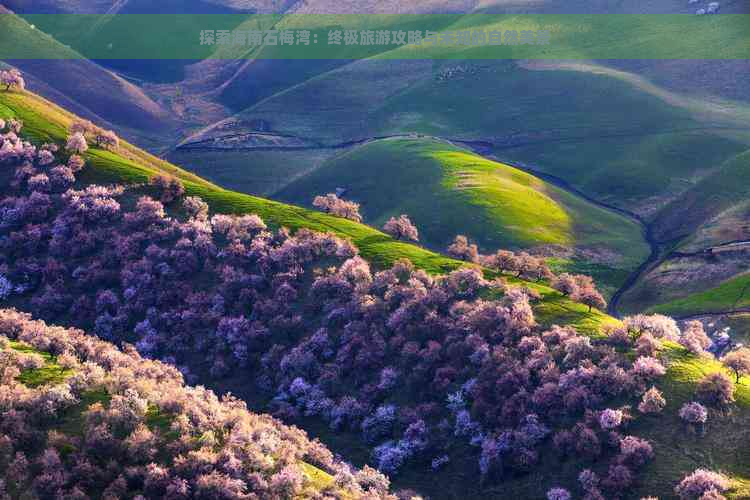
[2,1,750,498]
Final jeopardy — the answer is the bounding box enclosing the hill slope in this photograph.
[653,149,750,247]
[276,137,649,293]
[0,88,613,331]
[0,308,388,498]
[6,87,750,499]
[616,149,750,315]
[648,273,750,317]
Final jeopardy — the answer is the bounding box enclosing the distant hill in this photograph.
[0,6,176,139]
[615,149,750,314]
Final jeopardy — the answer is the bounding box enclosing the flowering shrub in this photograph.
[675,469,730,499]
[313,193,362,222]
[679,402,708,425]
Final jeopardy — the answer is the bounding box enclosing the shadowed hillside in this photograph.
[0,6,175,138]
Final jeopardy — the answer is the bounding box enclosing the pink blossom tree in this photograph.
[447,235,479,263]
[696,372,734,407]
[37,149,55,166]
[382,214,419,242]
[67,154,85,172]
[69,119,94,136]
[313,193,362,222]
[623,314,680,342]
[579,285,607,312]
[679,401,708,425]
[721,347,750,383]
[487,250,520,274]
[638,387,666,414]
[675,469,729,499]
[631,356,666,381]
[0,69,25,91]
[679,320,712,355]
[66,132,89,154]
[599,408,623,430]
[95,130,119,150]
[552,273,579,298]
[149,175,185,204]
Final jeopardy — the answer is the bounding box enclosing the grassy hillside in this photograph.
[653,149,750,246]
[0,8,173,134]
[8,87,750,498]
[1,314,344,497]
[188,57,750,219]
[505,129,750,214]
[276,137,649,292]
[167,147,342,197]
[649,274,750,317]
[0,88,615,333]
[612,150,750,315]
[212,9,750,112]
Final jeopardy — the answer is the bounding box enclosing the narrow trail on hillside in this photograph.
[671,240,750,258]
[168,132,665,317]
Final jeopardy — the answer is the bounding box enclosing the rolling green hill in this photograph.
[0,7,174,136]
[7,87,750,499]
[0,88,616,333]
[185,56,750,221]
[276,137,649,293]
